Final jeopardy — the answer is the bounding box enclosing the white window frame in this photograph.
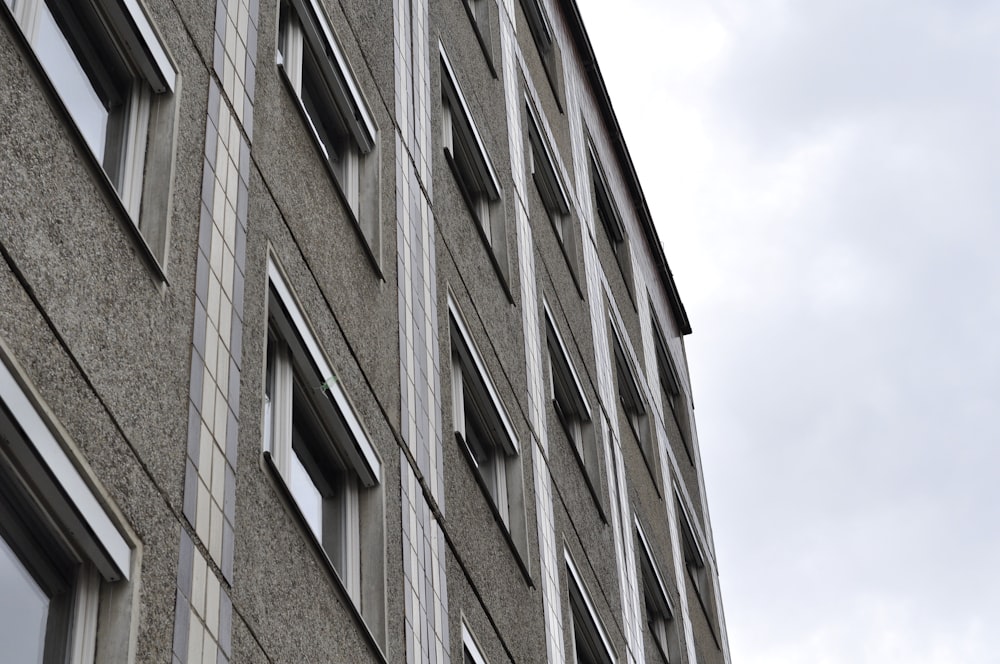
[650,308,693,460]
[1,347,136,664]
[544,303,601,495]
[277,0,381,263]
[440,44,507,276]
[461,621,491,664]
[449,296,519,527]
[519,0,563,107]
[565,550,615,664]
[3,0,177,260]
[264,260,384,629]
[636,519,679,663]
[609,323,655,474]
[590,146,634,300]
[526,100,579,281]
[461,0,496,72]
[676,496,709,611]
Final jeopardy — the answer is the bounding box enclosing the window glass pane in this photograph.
[290,441,323,540]
[34,0,109,159]
[0,535,49,664]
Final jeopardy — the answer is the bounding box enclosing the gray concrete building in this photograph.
[0,0,730,661]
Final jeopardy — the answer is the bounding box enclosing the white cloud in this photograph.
[577,0,1000,661]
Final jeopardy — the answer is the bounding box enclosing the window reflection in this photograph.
[0,535,49,664]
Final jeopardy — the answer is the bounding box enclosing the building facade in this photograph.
[0,0,730,661]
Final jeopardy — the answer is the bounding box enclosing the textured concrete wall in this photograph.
[0,0,729,660]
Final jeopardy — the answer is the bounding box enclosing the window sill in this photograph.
[261,450,387,662]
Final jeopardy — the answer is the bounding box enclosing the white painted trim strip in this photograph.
[0,359,131,581]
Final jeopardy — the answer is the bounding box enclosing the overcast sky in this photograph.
[575,0,1000,661]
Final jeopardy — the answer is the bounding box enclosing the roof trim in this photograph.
[560,0,693,335]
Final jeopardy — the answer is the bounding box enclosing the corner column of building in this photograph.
[172,0,259,661]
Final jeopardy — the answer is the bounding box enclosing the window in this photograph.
[591,148,634,301]
[263,261,385,641]
[650,308,693,461]
[462,622,490,664]
[544,304,602,509]
[520,0,563,108]
[1,349,136,663]
[277,0,381,263]
[527,102,579,283]
[566,552,615,664]
[677,498,710,615]
[440,46,508,280]
[636,521,680,663]
[462,0,497,73]
[610,325,655,479]
[449,296,527,559]
[4,0,178,261]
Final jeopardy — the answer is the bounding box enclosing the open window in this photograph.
[1,349,137,663]
[462,621,491,664]
[565,551,615,664]
[277,0,381,265]
[650,308,693,462]
[590,147,634,302]
[449,296,528,565]
[527,102,580,284]
[519,0,563,109]
[544,304,602,513]
[610,324,656,484]
[440,46,509,281]
[677,496,716,638]
[636,520,680,663]
[3,0,178,262]
[263,261,385,644]
[461,0,497,74]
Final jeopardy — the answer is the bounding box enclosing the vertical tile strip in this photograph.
[174,0,258,661]
[395,0,449,661]
[497,5,565,663]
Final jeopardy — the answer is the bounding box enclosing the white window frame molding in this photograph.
[590,143,634,301]
[263,259,386,640]
[3,0,178,263]
[276,0,381,265]
[636,518,679,663]
[565,549,616,664]
[543,302,605,517]
[519,0,563,107]
[440,43,508,280]
[461,621,491,664]
[0,342,139,664]
[649,306,693,460]
[448,293,530,576]
[266,261,381,485]
[609,319,655,478]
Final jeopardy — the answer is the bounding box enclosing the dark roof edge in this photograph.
[560,0,693,336]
